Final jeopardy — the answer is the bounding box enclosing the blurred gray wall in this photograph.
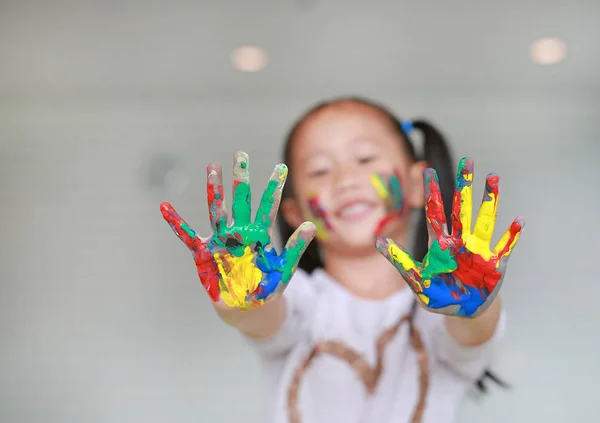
[1,1,599,422]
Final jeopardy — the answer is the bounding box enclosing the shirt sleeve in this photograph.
[246,269,317,358]
[415,306,507,382]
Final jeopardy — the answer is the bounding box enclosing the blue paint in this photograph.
[422,274,487,317]
[252,247,286,300]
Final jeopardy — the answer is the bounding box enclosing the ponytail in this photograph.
[409,120,455,262]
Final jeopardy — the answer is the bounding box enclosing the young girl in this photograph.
[160,97,525,423]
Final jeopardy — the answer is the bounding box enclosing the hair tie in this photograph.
[401,120,414,134]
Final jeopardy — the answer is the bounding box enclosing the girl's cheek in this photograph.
[304,191,333,241]
[370,170,407,213]
[370,170,409,236]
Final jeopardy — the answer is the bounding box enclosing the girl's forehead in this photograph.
[296,103,396,144]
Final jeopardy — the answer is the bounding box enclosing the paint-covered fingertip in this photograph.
[458,157,474,174]
[514,216,526,230]
[233,151,250,176]
[423,168,438,182]
[375,236,391,251]
[206,163,222,178]
[485,172,500,186]
[298,221,317,237]
[273,163,289,179]
[300,220,316,230]
[234,150,249,162]
[159,201,172,214]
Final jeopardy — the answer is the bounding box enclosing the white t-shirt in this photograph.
[248,268,506,423]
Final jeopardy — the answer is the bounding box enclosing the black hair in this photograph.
[277,96,509,395]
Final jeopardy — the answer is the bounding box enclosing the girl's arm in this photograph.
[444,297,502,347]
[215,296,286,340]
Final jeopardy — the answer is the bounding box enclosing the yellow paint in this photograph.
[214,246,264,308]
[493,224,522,261]
[279,165,288,181]
[459,173,473,236]
[418,294,430,305]
[387,243,424,293]
[314,222,330,241]
[458,180,494,261]
[370,174,389,200]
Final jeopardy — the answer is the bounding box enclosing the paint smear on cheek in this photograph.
[307,193,331,240]
[372,171,407,236]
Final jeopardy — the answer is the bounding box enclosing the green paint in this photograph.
[421,239,457,280]
[255,179,279,226]
[232,181,252,224]
[281,238,307,283]
[240,161,247,169]
[389,174,403,210]
[181,222,197,239]
[211,180,274,256]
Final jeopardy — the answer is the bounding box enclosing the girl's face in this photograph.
[282,101,426,254]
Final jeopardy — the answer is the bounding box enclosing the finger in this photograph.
[473,172,500,247]
[276,221,317,293]
[423,168,448,240]
[376,237,430,304]
[206,163,228,233]
[254,163,288,239]
[231,150,252,226]
[193,244,222,303]
[160,202,204,251]
[493,216,525,259]
[375,236,419,273]
[451,157,474,238]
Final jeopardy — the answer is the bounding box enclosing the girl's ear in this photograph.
[280,197,305,229]
[406,160,429,208]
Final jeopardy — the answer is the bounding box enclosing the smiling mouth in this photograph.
[336,201,377,221]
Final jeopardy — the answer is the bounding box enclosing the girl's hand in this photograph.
[160,151,316,311]
[376,158,525,318]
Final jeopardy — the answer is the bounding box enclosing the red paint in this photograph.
[207,182,225,227]
[374,213,399,236]
[450,190,463,237]
[160,202,221,302]
[497,220,522,258]
[406,269,424,294]
[426,177,448,238]
[450,291,462,300]
[453,251,502,293]
[487,175,500,198]
[308,195,332,230]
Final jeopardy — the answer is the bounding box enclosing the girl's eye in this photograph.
[358,155,377,164]
[308,168,330,177]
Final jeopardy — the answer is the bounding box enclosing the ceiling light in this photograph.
[530,38,567,65]
[231,45,268,72]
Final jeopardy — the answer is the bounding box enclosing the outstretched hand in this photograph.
[377,158,525,318]
[160,151,316,311]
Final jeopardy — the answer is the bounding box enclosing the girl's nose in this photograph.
[332,163,362,193]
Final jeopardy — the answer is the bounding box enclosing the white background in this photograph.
[1,1,599,422]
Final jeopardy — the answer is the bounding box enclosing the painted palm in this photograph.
[377,158,525,318]
[160,151,316,310]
